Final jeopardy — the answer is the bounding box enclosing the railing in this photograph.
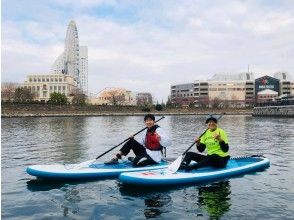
[254,99,294,107]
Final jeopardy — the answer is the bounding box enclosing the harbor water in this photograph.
[1,115,294,219]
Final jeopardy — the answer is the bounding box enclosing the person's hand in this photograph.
[195,137,200,145]
[213,132,222,142]
[155,133,161,141]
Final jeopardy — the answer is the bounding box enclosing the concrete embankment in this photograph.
[1,103,252,118]
[252,105,294,117]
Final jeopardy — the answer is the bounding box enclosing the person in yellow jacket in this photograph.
[181,116,230,171]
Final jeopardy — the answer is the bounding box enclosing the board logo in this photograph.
[142,172,156,175]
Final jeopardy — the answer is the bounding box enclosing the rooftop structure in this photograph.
[208,72,254,81]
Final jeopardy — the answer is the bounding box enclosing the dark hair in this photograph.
[144,114,155,121]
[206,116,217,124]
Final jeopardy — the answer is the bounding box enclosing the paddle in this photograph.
[95,116,165,160]
[167,114,223,173]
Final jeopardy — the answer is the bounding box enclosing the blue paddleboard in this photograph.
[119,156,270,186]
[26,160,168,180]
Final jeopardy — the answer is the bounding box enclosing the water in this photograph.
[1,115,294,219]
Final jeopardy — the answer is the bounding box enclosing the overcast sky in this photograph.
[2,0,294,102]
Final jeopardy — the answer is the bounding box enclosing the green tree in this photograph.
[48,92,67,105]
[13,87,34,103]
[155,104,163,111]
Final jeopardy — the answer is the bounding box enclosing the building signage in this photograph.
[255,76,279,95]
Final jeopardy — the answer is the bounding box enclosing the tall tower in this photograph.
[51,20,88,94]
[64,20,79,83]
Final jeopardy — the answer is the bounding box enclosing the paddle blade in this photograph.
[167,155,183,173]
[69,159,96,170]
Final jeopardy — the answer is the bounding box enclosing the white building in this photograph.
[89,87,136,106]
[273,72,292,95]
[51,20,88,94]
[23,74,77,102]
[208,73,255,105]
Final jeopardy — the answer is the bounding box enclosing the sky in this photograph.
[2,0,294,102]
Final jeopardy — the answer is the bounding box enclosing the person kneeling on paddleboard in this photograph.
[105,114,171,167]
[180,116,230,171]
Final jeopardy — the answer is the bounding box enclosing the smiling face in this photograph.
[206,120,217,131]
[145,118,155,128]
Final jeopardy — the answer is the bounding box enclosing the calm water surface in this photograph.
[1,115,294,219]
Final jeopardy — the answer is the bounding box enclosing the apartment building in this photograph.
[171,73,255,107]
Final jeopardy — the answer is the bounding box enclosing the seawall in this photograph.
[252,105,294,117]
[1,103,252,118]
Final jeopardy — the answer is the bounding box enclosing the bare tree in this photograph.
[13,87,35,102]
[1,82,18,102]
[70,88,87,105]
[107,90,125,105]
[136,93,153,106]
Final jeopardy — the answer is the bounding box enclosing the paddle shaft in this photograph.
[95,116,165,160]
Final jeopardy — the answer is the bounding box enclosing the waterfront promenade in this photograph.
[1,103,252,118]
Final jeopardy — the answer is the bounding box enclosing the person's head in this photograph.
[206,116,218,131]
[144,114,155,128]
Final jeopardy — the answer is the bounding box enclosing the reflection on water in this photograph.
[144,194,172,218]
[26,179,67,192]
[198,181,231,220]
[119,181,231,219]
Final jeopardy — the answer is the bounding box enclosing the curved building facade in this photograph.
[64,20,79,82]
[51,20,88,94]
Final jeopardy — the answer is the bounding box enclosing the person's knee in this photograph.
[185,152,194,160]
[135,157,155,167]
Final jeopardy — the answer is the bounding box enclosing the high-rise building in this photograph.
[51,20,88,94]
[79,46,88,95]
